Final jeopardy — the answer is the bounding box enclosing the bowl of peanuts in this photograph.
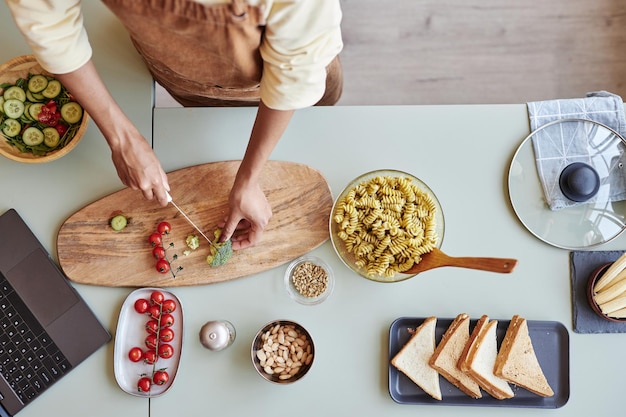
[284,255,334,305]
[251,320,315,384]
[329,169,445,283]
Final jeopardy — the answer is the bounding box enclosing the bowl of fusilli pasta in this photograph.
[330,169,445,282]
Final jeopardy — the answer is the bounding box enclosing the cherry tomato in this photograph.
[145,334,158,350]
[143,349,157,365]
[134,298,149,314]
[153,370,169,386]
[157,221,172,235]
[137,376,151,392]
[152,246,166,259]
[148,305,161,320]
[156,259,170,274]
[161,299,176,313]
[159,313,175,328]
[145,319,159,335]
[150,291,165,305]
[128,347,143,362]
[55,122,68,136]
[148,232,163,247]
[158,343,174,359]
[159,327,175,343]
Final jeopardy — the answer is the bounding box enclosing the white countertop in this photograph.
[1,2,625,416]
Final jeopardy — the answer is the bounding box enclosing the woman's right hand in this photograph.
[108,122,170,206]
[55,60,170,206]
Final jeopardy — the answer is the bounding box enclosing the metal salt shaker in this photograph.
[199,320,236,351]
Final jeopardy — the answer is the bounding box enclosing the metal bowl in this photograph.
[329,169,445,283]
[284,255,334,305]
[251,320,314,384]
[0,55,88,163]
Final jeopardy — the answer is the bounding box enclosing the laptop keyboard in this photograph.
[0,273,72,404]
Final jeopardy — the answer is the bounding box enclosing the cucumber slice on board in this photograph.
[110,215,128,231]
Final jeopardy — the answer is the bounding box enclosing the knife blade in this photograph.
[166,192,213,245]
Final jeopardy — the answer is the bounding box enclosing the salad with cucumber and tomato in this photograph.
[0,73,84,155]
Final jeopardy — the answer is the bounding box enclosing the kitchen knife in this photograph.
[166,192,213,244]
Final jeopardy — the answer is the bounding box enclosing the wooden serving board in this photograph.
[57,160,333,287]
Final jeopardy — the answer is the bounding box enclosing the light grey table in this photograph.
[1,2,625,417]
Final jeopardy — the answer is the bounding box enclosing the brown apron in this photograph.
[102,0,342,107]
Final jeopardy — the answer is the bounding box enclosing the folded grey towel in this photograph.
[527,91,626,210]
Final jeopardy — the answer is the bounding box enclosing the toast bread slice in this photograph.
[429,313,482,399]
[458,315,514,400]
[494,315,554,397]
[391,316,442,400]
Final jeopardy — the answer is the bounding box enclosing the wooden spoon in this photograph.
[405,247,518,275]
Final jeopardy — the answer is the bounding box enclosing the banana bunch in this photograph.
[593,253,626,318]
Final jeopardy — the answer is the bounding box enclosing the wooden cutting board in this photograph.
[57,160,333,287]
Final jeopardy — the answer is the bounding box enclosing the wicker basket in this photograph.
[0,55,89,163]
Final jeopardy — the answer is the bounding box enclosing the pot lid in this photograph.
[508,118,626,250]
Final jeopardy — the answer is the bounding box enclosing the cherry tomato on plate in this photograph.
[156,259,170,274]
[161,299,176,313]
[148,305,161,320]
[143,349,157,365]
[158,343,174,359]
[159,313,175,328]
[159,327,175,343]
[157,221,172,235]
[145,334,159,350]
[137,376,151,392]
[128,347,143,362]
[134,298,149,314]
[145,319,159,335]
[148,232,163,247]
[150,291,165,306]
[153,370,169,386]
[152,246,166,259]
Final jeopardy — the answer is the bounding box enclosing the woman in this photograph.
[5,0,343,249]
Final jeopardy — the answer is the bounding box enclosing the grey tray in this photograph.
[388,317,570,408]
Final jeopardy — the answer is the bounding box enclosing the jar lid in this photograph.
[508,118,626,249]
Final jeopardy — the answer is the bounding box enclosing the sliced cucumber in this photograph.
[3,86,26,102]
[27,75,48,93]
[1,118,22,138]
[31,91,45,101]
[28,102,44,121]
[110,215,128,231]
[26,90,44,103]
[21,126,44,146]
[41,80,61,99]
[0,96,4,114]
[3,99,25,119]
[42,127,61,148]
[60,102,83,124]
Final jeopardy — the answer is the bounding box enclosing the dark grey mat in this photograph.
[570,250,626,333]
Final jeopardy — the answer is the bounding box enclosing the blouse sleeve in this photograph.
[5,0,92,74]
[259,0,343,110]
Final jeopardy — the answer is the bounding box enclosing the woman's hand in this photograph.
[220,179,272,250]
[219,102,294,249]
[55,60,170,206]
[108,121,170,206]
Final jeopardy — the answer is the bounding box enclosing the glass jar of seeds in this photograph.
[284,255,334,305]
